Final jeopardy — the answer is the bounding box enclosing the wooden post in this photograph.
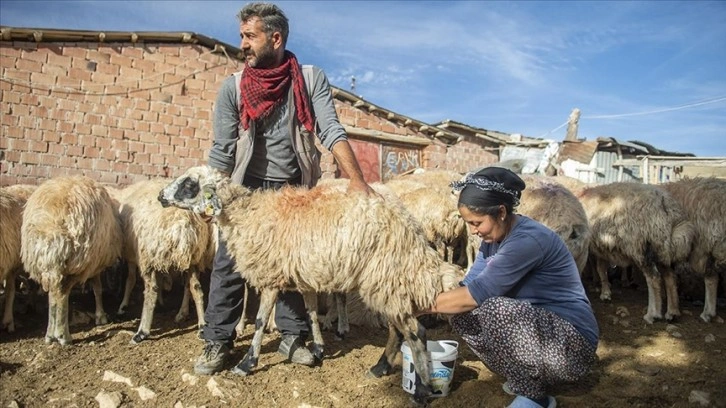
[565,108,580,141]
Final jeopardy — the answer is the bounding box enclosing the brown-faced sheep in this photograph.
[0,189,25,332]
[21,176,122,345]
[577,182,694,323]
[158,166,464,404]
[520,175,590,274]
[117,179,213,344]
[661,177,726,323]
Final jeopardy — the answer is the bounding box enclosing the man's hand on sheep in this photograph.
[347,177,380,198]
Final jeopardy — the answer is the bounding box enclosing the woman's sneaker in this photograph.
[507,395,557,408]
[194,340,231,375]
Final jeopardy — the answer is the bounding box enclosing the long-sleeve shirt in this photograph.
[465,216,599,347]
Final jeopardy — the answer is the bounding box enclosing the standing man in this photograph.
[195,2,375,375]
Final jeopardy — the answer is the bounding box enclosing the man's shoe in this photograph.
[194,340,231,375]
[503,381,516,395]
[278,335,315,366]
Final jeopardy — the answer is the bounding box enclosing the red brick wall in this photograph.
[442,135,500,172]
[1,40,499,187]
[0,41,243,186]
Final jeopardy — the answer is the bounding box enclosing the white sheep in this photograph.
[661,177,726,323]
[519,175,591,275]
[577,182,694,323]
[390,169,463,194]
[21,175,122,345]
[3,184,38,201]
[384,172,468,266]
[158,165,464,404]
[0,189,25,332]
[115,179,213,344]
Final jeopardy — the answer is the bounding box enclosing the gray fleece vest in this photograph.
[230,66,322,188]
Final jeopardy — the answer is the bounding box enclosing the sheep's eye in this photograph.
[175,177,200,200]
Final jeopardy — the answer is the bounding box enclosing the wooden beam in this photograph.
[344,126,431,146]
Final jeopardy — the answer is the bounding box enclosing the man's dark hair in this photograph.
[238,2,290,46]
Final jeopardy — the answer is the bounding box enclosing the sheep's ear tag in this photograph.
[201,186,222,216]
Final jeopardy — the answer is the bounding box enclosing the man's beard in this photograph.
[246,42,277,68]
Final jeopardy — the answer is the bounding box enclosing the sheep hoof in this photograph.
[96,313,108,325]
[1,321,14,333]
[197,328,204,340]
[311,343,324,362]
[130,331,148,344]
[410,390,432,407]
[334,331,346,341]
[58,337,73,346]
[116,306,127,316]
[599,292,611,301]
[230,355,256,376]
[368,355,392,378]
[174,313,187,323]
[665,312,680,322]
[44,336,54,345]
[642,314,657,324]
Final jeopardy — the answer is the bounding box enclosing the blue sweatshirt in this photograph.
[465,216,599,348]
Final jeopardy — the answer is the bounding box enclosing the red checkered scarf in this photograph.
[240,51,315,132]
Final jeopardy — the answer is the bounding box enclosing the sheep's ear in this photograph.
[198,185,222,216]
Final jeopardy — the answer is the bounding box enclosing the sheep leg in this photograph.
[368,322,403,378]
[642,267,663,324]
[662,268,680,321]
[45,288,58,344]
[117,262,137,315]
[399,316,432,404]
[91,275,108,325]
[131,270,159,344]
[1,270,16,332]
[235,281,250,337]
[596,257,612,301]
[701,274,719,323]
[620,266,633,288]
[176,276,192,323]
[320,293,336,332]
[334,292,349,340]
[233,288,278,376]
[188,269,206,339]
[54,290,72,346]
[302,291,324,362]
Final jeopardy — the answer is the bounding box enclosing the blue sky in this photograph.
[2,1,725,157]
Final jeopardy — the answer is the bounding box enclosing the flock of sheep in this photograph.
[1,164,725,402]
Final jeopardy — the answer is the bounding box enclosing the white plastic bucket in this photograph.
[401,340,459,397]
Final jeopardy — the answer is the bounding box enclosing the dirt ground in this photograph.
[1,273,724,408]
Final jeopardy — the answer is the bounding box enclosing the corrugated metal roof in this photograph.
[434,119,550,147]
[557,140,599,164]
